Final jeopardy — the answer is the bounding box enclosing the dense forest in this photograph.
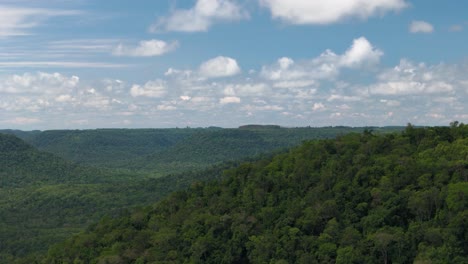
[1,126,403,174]
[1,126,404,262]
[43,124,467,263]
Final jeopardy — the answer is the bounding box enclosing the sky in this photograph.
[0,0,467,129]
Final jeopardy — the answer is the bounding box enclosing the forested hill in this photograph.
[133,127,404,173]
[0,134,230,262]
[45,124,468,263]
[0,133,109,187]
[1,127,404,172]
[3,129,196,168]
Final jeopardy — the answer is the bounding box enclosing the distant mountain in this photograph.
[44,124,468,263]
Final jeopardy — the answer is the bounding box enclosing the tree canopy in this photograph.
[43,124,468,263]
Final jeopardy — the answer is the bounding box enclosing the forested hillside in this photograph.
[0,133,112,187]
[1,126,403,174]
[5,129,196,169]
[5,126,373,262]
[44,124,468,263]
[0,134,239,263]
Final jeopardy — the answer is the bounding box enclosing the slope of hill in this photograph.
[0,133,113,187]
[0,133,132,261]
[44,124,468,263]
[0,133,253,262]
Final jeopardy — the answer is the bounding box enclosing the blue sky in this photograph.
[0,0,467,129]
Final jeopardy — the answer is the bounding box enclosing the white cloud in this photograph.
[369,59,456,95]
[340,37,383,68]
[220,96,241,104]
[0,72,79,94]
[259,0,407,25]
[380,99,401,107]
[224,83,269,96]
[242,104,284,111]
[409,20,434,33]
[0,5,81,37]
[130,80,167,98]
[157,104,177,111]
[199,56,241,78]
[273,80,316,89]
[261,37,382,84]
[150,0,247,32]
[312,102,325,111]
[55,94,73,102]
[370,81,453,95]
[113,39,179,57]
[327,94,362,102]
[2,44,466,129]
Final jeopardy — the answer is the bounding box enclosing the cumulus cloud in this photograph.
[340,37,383,68]
[369,59,455,95]
[180,95,192,101]
[2,40,466,128]
[220,96,241,104]
[312,102,325,111]
[259,0,408,25]
[130,80,167,98]
[55,94,73,102]
[199,56,241,78]
[327,94,362,102]
[150,0,247,32]
[370,81,452,95]
[113,39,178,57]
[224,83,269,96]
[0,72,79,94]
[0,72,125,119]
[409,20,434,33]
[157,104,177,111]
[261,37,382,84]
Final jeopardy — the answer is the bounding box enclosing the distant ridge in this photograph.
[239,124,282,129]
[0,133,33,152]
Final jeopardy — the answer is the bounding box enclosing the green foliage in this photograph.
[0,133,229,262]
[43,124,468,263]
[3,127,403,173]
